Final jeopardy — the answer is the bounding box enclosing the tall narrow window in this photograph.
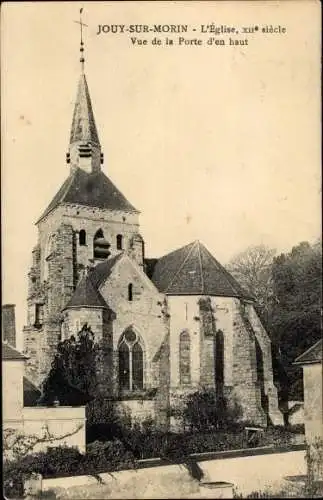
[132,342,143,390]
[116,234,123,250]
[79,229,86,246]
[255,338,268,413]
[118,328,144,392]
[179,330,191,385]
[215,330,224,401]
[34,304,44,329]
[128,283,133,301]
[119,342,130,390]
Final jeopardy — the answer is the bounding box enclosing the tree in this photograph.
[227,245,276,319]
[39,323,99,406]
[270,241,322,398]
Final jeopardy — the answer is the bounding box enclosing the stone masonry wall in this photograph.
[38,204,142,279]
[246,304,283,425]
[232,299,266,426]
[99,254,167,392]
[24,223,76,387]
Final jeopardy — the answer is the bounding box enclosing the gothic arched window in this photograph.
[116,234,123,250]
[179,330,191,385]
[79,229,86,246]
[118,328,144,391]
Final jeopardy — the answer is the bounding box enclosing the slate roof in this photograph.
[89,253,124,288]
[38,168,138,222]
[64,274,109,310]
[70,74,100,145]
[294,340,322,365]
[23,377,41,406]
[2,342,28,361]
[64,253,124,311]
[151,240,253,299]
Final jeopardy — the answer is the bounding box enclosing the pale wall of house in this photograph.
[303,363,323,442]
[3,406,86,459]
[22,406,86,453]
[2,359,25,421]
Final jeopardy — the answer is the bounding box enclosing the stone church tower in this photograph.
[23,35,283,428]
[23,65,144,386]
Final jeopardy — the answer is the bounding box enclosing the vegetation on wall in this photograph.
[228,240,322,399]
[39,324,99,406]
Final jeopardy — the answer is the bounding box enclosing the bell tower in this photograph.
[67,10,103,174]
[23,9,145,387]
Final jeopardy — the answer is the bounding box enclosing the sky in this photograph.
[1,1,321,348]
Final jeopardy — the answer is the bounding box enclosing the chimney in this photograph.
[2,304,16,347]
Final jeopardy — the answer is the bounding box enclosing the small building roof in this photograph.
[89,253,124,288]
[151,240,253,299]
[2,342,28,361]
[23,377,42,406]
[294,339,322,365]
[64,274,109,310]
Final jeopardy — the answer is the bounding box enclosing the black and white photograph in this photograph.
[1,1,322,498]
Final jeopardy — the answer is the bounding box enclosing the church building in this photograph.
[23,34,283,429]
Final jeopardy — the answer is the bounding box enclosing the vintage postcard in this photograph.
[1,1,322,499]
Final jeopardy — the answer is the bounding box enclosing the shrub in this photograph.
[174,388,243,432]
[3,442,137,498]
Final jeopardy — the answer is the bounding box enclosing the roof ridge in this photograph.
[197,241,205,294]
[165,241,196,293]
[158,241,195,261]
[36,171,78,223]
[64,273,108,309]
[294,339,322,364]
[201,243,248,297]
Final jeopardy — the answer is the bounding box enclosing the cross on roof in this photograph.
[74,8,88,71]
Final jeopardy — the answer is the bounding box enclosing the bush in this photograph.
[3,442,137,498]
[173,388,243,432]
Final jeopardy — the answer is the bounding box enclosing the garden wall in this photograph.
[42,445,306,498]
[4,406,86,455]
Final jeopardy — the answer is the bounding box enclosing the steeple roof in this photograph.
[151,240,253,299]
[70,73,100,146]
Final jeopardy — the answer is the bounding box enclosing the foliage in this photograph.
[177,388,243,432]
[3,423,84,462]
[227,244,276,317]
[228,240,321,400]
[3,442,137,498]
[3,425,305,498]
[39,324,99,405]
[270,241,322,398]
